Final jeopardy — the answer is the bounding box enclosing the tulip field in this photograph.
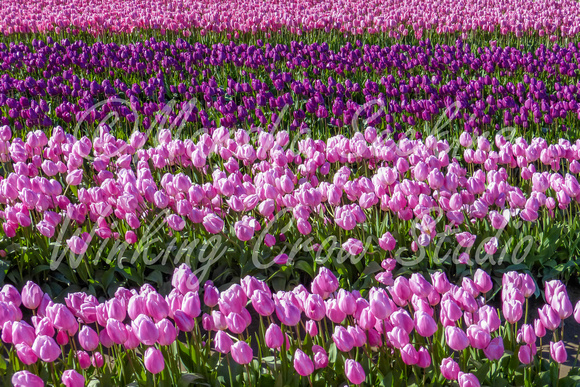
[4,0,580,386]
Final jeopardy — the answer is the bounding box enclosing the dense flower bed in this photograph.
[2,263,580,386]
[1,123,580,283]
[0,37,578,291]
[0,39,580,139]
[1,2,580,385]
[0,0,579,38]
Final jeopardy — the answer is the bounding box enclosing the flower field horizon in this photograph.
[2,1,580,386]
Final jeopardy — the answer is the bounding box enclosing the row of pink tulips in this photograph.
[0,0,579,38]
[1,262,579,386]
[0,124,579,256]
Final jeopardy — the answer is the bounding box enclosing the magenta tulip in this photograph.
[144,347,165,374]
[62,369,85,387]
[294,349,314,376]
[345,359,366,385]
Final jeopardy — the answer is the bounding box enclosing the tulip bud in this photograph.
[293,349,314,376]
[144,347,165,374]
[344,359,366,385]
[440,357,460,380]
[231,341,253,364]
[62,369,85,387]
[12,371,44,387]
[265,323,284,349]
[550,341,567,363]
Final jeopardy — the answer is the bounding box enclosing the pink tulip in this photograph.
[12,321,35,346]
[379,232,396,251]
[166,214,185,231]
[296,218,312,235]
[15,343,37,365]
[445,326,469,351]
[518,345,533,364]
[440,357,460,380]
[518,324,536,345]
[234,220,254,241]
[265,323,284,349]
[294,349,314,376]
[332,325,355,352]
[417,346,432,368]
[21,281,42,309]
[400,343,419,365]
[574,300,580,324]
[503,300,523,323]
[305,293,326,321]
[173,309,194,332]
[66,236,88,255]
[92,352,104,368]
[483,337,504,361]
[432,272,451,294]
[355,305,375,329]
[534,318,547,338]
[473,269,493,293]
[305,320,318,337]
[414,310,437,337]
[484,237,498,255]
[125,230,137,244]
[32,335,61,362]
[550,341,567,363]
[77,351,91,369]
[310,345,327,369]
[214,330,233,354]
[538,305,561,331]
[157,318,177,346]
[392,276,412,302]
[62,369,85,387]
[458,372,480,387]
[273,253,289,265]
[203,281,219,307]
[390,309,414,334]
[551,291,573,319]
[342,238,364,255]
[231,341,253,364]
[181,291,201,319]
[172,264,200,294]
[66,169,83,186]
[144,347,165,374]
[345,359,366,385]
[336,289,356,315]
[467,324,491,349]
[348,325,367,347]
[251,290,275,317]
[456,232,476,247]
[12,370,44,387]
[132,314,159,345]
[387,326,409,349]
[369,287,392,319]
[106,319,128,344]
[203,213,224,234]
[409,273,433,298]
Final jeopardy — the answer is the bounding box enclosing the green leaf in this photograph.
[363,261,383,276]
[177,340,194,372]
[294,260,315,278]
[271,275,286,292]
[146,270,164,287]
[380,372,394,387]
[178,373,205,386]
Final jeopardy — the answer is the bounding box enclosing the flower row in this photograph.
[0,0,579,38]
[2,262,579,386]
[0,124,579,258]
[1,39,580,135]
